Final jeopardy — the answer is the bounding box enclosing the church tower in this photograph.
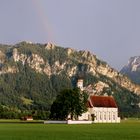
[77,79,84,91]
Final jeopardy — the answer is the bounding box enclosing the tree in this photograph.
[49,88,88,120]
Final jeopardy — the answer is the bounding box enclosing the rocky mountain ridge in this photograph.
[0,42,140,95]
[0,41,139,116]
[121,56,140,84]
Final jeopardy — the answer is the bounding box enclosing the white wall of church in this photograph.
[78,112,90,120]
[79,107,120,123]
[91,107,120,123]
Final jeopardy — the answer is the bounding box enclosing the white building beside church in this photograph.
[77,79,120,123]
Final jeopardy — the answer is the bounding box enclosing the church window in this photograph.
[104,112,106,120]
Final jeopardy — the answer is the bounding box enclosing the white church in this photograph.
[77,79,120,123]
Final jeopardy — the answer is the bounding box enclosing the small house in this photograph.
[22,115,33,121]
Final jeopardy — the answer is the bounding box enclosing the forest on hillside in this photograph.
[0,42,140,119]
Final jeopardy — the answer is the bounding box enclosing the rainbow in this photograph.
[31,0,54,43]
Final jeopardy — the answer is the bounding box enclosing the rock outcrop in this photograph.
[121,56,140,84]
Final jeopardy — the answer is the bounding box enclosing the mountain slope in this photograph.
[121,56,140,84]
[0,42,140,117]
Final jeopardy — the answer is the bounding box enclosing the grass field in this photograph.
[0,120,139,140]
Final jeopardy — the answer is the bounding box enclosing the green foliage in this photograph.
[0,42,139,119]
[50,88,88,120]
[21,97,33,105]
[0,59,73,119]
[0,105,50,120]
[32,110,50,120]
[0,105,21,119]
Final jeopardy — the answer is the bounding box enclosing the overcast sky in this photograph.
[0,0,140,70]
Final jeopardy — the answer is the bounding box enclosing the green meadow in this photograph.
[0,120,139,140]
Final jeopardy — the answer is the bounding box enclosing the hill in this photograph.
[0,41,140,118]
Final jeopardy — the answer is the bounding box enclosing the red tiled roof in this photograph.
[88,96,117,108]
[86,101,92,108]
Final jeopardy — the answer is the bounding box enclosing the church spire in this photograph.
[77,79,84,91]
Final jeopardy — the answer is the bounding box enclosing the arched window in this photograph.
[104,112,106,120]
[100,112,102,120]
[109,112,111,120]
[113,112,116,120]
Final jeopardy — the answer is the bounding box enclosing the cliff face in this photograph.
[0,41,140,112]
[121,56,140,84]
[1,42,140,95]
